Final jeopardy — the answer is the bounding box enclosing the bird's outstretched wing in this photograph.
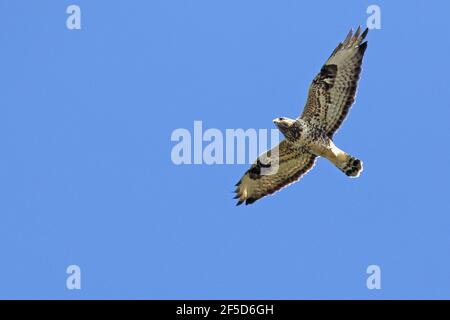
[300,26,368,137]
[234,140,316,205]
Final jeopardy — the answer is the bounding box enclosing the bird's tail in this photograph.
[339,155,363,178]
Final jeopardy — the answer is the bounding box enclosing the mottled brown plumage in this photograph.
[235,27,369,205]
[302,27,368,136]
[234,141,317,205]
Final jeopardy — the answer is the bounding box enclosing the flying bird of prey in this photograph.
[234,26,369,205]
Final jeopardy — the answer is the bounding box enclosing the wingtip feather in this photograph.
[360,27,369,42]
[359,41,368,53]
[342,29,353,46]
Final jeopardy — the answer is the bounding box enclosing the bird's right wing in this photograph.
[234,140,317,205]
[300,27,368,137]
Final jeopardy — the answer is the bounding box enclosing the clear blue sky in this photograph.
[1,0,449,299]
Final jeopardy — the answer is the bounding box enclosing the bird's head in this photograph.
[273,117,299,141]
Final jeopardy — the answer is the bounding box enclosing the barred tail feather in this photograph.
[340,155,363,178]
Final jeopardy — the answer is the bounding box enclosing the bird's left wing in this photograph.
[300,26,368,137]
[234,140,316,205]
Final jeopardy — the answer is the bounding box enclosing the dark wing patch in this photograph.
[317,64,337,90]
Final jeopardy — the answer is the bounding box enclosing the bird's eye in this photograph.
[279,117,284,121]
